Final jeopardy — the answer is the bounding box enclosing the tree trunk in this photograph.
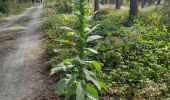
[94,0,99,19]
[157,0,161,4]
[141,0,145,8]
[115,0,121,9]
[129,0,138,21]
[100,0,107,4]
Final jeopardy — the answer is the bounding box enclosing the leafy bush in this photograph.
[45,0,105,99]
[0,1,9,13]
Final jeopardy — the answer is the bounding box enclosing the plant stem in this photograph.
[79,0,86,59]
[78,0,86,78]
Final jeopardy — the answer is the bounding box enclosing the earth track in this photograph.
[0,5,58,100]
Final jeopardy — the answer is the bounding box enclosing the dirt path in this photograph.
[0,5,58,100]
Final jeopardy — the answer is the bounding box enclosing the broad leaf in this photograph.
[67,31,80,38]
[84,69,101,90]
[50,63,67,75]
[87,35,103,42]
[53,48,69,53]
[60,26,74,32]
[56,74,77,95]
[50,63,74,75]
[66,74,78,91]
[87,24,100,34]
[63,58,74,63]
[85,48,98,54]
[55,78,69,94]
[91,61,102,71]
[99,82,107,91]
[76,81,86,100]
[74,56,86,65]
[86,83,99,100]
[55,39,74,45]
[67,32,75,37]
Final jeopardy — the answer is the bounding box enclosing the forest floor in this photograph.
[0,4,58,100]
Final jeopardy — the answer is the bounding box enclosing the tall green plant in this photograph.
[50,0,104,99]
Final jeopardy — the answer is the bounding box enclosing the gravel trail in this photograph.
[0,5,58,100]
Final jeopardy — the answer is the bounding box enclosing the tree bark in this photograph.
[157,0,161,4]
[129,0,138,21]
[100,0,106,4]
[94,0,99,19]
[141,0,145,8]
[115,0,121,9]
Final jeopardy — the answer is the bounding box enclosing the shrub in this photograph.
[0,0,9,13]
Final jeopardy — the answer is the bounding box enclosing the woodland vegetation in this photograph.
[0,0,170,99]
[44,0,170,99]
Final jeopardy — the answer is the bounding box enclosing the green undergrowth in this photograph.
[0,2,31,21]
[44,1,170,99]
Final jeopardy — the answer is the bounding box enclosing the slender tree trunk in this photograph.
[115,0,121,9]
[94,0,99,19]
[157,0,161,4]
[141,0,145,8]
[100,0,106,4]
[148,0,153,5]
[129,0,138,21]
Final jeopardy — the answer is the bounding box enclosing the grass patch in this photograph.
[0,2,31,21]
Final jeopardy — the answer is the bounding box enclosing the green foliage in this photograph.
[0,1,31,21]
[46,0,104,99]
[44,0,74,14]
[162,1,170,31]
[90,11,129,37]
[91,11,170,99]
[44,0,170,99]
[0,0,9,13]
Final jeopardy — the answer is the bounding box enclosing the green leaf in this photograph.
[86,83,99,100]
[74,56,86,64]
[63,58,73,63]
[84,69,101,90]
[50,63,67,75]
[53,48,69,53]
[55,74,77,95]
[66,74,78,90]
[85,48,98,54]
[91,61,101,71]
[60,26,74,32]
[99,82,107,91]
[76,81,86,100]
[87,35,103,42]
[55,78,69,94]
[54,39,74,45]
[50,63,74,75]
[87,24,101,34]
[67,32,75,37]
